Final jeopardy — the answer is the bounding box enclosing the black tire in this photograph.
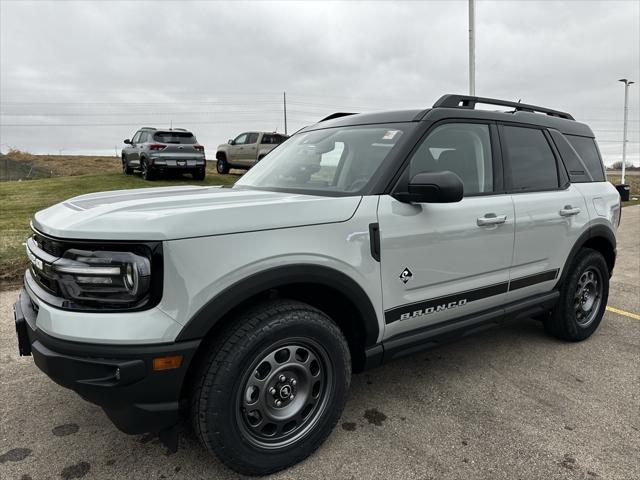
[190,300,351,475]
[193,167,206,181]
[216,156,229,174]
[141,158,155,181]
[544,248,609,341]
[122,158,134,175]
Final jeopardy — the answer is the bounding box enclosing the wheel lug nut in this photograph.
[279,375,286,383]
[269,387,276,395]
[291,379,297,386]
[275,400,282,407]
[290,394,295,400]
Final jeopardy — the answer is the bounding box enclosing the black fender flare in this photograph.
[175,264,380,347]
[555,224,616,289]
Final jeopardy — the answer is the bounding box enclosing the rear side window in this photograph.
[502,126,559,192]
[566,135,605,182]
[153,131,196,144]
[261,134,280,144]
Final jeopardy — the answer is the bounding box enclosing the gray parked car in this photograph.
[122,127,206,181]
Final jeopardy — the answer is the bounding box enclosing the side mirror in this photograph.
[124,139,132,145]
[402,171,464,203]
[228,139,234,145]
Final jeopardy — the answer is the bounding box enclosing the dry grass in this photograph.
[2,149,120,178]
[608,175,640,207]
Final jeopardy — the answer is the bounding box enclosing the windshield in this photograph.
[235,124,412,195]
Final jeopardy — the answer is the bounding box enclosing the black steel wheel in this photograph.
[237,338,332,449]
[190,300,350,475]
[545,248,609,341]
[574,267,603,328]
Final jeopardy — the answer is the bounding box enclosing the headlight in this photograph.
[55,249,151,305]
[26,233,162,311]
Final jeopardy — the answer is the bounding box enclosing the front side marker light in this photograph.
[153,355,183,371]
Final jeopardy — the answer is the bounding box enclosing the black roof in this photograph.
[303,94,593,137]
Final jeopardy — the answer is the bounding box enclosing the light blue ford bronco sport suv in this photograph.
[14,95,619,475]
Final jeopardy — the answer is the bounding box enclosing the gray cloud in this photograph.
[1,0,638,165]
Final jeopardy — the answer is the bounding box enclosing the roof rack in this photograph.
[433,94,574,120]
[140,127,157,130]
[319,112,358,122]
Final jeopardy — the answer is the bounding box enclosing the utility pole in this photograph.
[618,78,634,185]
[468,0,476,96]
[283,91,288,135]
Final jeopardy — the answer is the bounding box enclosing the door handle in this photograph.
[559,206,581,217]
[477,214,507,226]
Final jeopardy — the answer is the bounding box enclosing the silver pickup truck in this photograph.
[215,131,288,173]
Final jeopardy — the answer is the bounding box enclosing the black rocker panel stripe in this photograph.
[385,269,559,325]
[508,269,559,291]
[384,282,508,324]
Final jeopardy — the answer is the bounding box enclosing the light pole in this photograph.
[618,78,634,185]
[468,0,475,96]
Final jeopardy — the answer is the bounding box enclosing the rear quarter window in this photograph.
[153,132,197,144]
[565,135,606,182]
[549,130,592,183]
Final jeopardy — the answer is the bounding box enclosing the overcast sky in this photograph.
[1,0,639,165]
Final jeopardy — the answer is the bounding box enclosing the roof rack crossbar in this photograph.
[319,112,358,122]
[433,94,574,120]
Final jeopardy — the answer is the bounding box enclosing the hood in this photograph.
[33,185,362,240]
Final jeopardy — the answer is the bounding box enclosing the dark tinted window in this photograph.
[153,131,196,144]
[409,123,494,195]
[261,134,279,144]
[566,135,605,182]
[246,132,259,144]
[549,130,591,182]
[503,126,558,191]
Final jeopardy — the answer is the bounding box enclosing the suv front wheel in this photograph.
[122,158,134,175]
[216,156,230,174]
[544,248,609,341]
[190,300,351,475]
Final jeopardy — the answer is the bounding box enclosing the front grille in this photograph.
[29,265,59,296]
[32,231,67,257]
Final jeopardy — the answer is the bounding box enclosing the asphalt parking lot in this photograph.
[1,207,638,480]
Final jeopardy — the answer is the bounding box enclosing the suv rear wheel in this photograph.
[193,167,205,181]
[190,300,351,475]
[544,248,609,341]
[141,159,155,181]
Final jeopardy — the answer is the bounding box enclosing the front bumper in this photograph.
[13,289,200,434]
